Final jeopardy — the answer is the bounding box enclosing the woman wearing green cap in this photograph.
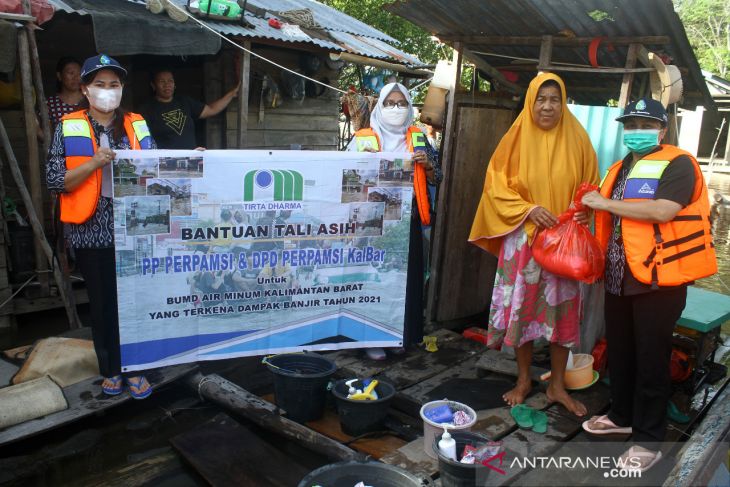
[46,54,157,399]
[580,98,717,473]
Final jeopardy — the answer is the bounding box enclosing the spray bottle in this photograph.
[438,425,457,461]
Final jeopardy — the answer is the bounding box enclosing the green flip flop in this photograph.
[531,409,548,434]
[510,404,534,429]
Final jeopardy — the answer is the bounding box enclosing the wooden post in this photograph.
[236,41,251,149]
[426,43,462,325]
[618,44,640,108]
[0,116,81,328]
[185,372,362,462]
[537,35,553,72]
[17,28,50,295]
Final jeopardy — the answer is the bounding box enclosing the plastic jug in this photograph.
[193,0,241,19]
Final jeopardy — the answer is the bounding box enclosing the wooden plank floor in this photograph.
[0,364,197,447]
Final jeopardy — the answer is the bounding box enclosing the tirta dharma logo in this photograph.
[243,170,304,202]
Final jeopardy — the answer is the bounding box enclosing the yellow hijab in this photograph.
[469,73,598,255]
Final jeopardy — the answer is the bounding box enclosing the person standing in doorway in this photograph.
[46,57,84,128]
[140,68,240,149]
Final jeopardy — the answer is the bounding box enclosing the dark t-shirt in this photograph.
[609,148,696,295]
[140,96,205,149]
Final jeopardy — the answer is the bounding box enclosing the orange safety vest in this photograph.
[353,127,431,226]
[595,145,717,288]
[60,110,153,224]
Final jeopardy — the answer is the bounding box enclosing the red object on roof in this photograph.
[268,18,282,29]
[496,69,519,84]
[0,0,54,25]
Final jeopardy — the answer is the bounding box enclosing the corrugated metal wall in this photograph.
[569,104,625,177]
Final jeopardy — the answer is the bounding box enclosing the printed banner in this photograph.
[112,150,413,371]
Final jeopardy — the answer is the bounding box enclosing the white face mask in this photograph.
[380,106,409,126]
[86,86,122,112]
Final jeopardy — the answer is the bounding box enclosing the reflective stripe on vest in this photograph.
[595,145,717,287]
[59,110,150,224]
[353,127,432,226]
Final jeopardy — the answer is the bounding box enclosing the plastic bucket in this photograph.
[264,352,337,423]
[297,460,430,487]
[419,400,477,458]
[433,431,492,487]
[332,379,396,436]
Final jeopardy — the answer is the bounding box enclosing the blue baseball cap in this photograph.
[616,98,668,126]
[80,54,127,81]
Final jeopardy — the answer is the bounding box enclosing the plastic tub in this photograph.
[433,431,493,487]
[419,400,477,458]
[332,379,396,436]
[264,352,337,423]
[297,460,431,487]
[565,353,594,389]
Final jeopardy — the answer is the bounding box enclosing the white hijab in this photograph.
[369,82,414,153]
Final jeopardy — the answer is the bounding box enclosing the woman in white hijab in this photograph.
[350,82,442,360]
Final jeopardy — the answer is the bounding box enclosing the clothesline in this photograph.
[166,2,433,97]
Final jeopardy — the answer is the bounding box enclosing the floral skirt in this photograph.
[487,225,581,349]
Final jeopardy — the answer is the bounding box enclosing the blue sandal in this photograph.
[102,375,123,396]
[126,376,152,400]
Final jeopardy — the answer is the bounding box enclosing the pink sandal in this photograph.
[582,414,632,435]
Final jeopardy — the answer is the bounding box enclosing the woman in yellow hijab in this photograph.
[470,73,598,416]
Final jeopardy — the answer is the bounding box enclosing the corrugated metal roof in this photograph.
[48,0,420,65]
[386,0,714,109]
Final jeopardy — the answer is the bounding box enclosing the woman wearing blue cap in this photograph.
[46,54,157,399]
[580,98,717,472]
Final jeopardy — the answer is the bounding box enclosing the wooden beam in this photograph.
[461,48,523,94]
[185,372,362,462]
[440,35,671,47]
[542,65,654,74]
[333,52,431,77]
[426,43,462,325]
[236,41,251,149]
[0,12,34,22]
[17,27,49,295]
[0,115,82,328]
[618,43,640,108]
[537,35,553,72]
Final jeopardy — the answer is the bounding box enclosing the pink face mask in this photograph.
[85,86,122,112]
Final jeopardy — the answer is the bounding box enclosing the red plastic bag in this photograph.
[532,183,605,283]
[0,0,54,25]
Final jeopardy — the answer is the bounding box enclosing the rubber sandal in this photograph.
[510,404,534,429]
[126,376,152,400]
[101,375,123,396]
[531,409,548,434]
[582,414,632,435]
[620,447,663,473]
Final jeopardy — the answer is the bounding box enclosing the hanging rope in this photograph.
[166,2,348,94]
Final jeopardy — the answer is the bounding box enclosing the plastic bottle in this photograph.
[438,426,457,461]
[195,0,241,19]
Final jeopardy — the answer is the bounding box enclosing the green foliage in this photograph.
[320,0,445,65]
[674,0,730,77]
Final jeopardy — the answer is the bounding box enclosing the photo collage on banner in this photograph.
[112,150,415,372]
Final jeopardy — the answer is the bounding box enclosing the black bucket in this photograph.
[264,352,337,423]
[433,431,494,487]
[297,460,431,487]
[332,379,395,436]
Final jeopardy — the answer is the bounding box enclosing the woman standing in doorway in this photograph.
[46,57,83,128]
[469,73,599,416]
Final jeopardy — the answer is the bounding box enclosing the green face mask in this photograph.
[623,129,660,154]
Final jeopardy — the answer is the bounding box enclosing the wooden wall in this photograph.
[431,106,515,324]
[207,44,340,150]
